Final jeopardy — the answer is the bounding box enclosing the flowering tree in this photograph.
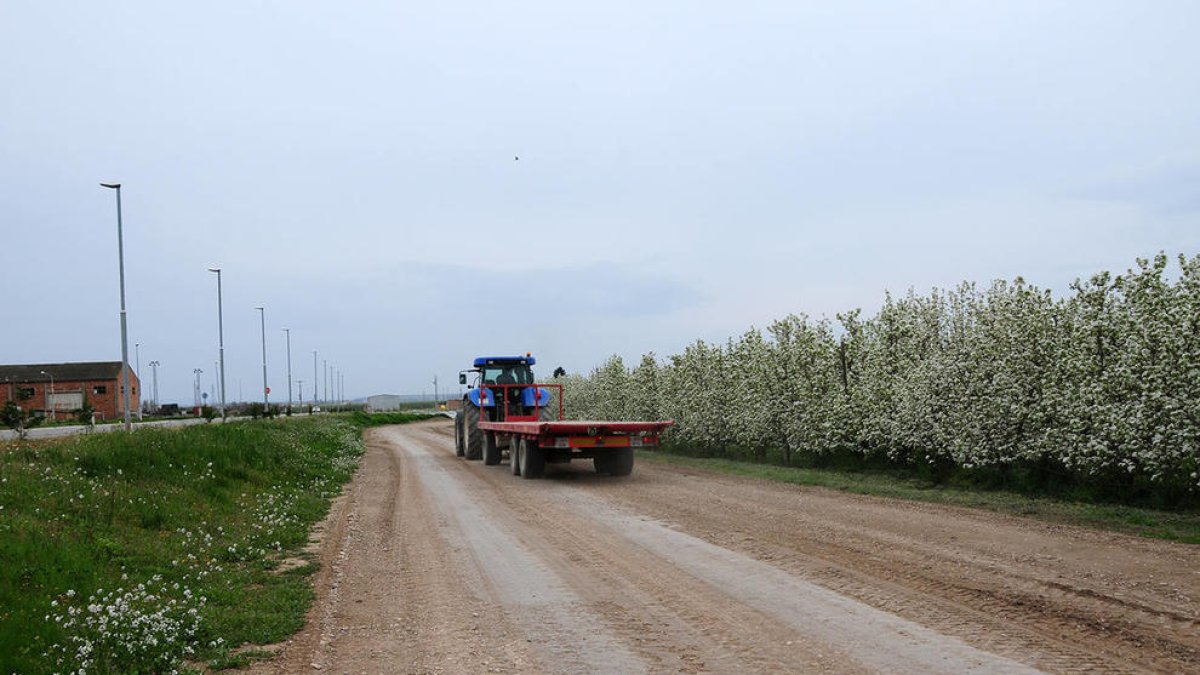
[562,252,1200,493]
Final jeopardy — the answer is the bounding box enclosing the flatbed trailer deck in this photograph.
[476,416,674,478]
[478,419,674,449]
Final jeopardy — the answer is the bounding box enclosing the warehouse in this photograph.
[0,361,140,422]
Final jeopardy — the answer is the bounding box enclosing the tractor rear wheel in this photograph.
[455,412,465,457]
[511,438,523,475]
[519,437,545,479]
[483,432,500,465]
[463,401,483,461]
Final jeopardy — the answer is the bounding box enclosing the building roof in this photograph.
[0,361,128,383]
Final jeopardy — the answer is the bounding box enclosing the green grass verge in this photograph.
[0,416,370,674]
[347,410,437,427]
[641,451,1200,545]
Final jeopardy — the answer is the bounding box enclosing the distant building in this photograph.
[366,394,402,412]
[0,361,141,421]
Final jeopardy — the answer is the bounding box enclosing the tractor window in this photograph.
[483,365,533,385]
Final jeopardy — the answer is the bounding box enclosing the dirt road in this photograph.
[262,419,1200,674]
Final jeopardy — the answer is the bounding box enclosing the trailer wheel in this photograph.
[483,432,500,465]
[511,438,522,476]
[519,437,545,479]
[455,412,465,457]
[593,454,610,474]
[597,448,634,476]
[463,402,483,460]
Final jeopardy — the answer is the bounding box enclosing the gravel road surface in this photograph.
[259,419,1200,674]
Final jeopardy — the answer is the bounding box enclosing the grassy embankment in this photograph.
[642,449,1200,545]
[0,412,421,674]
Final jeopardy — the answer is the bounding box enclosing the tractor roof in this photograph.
[473,355,536,368]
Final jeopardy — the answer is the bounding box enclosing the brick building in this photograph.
[0,362,140,422]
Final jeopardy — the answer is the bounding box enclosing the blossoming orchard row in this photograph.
[557,253,1200,491]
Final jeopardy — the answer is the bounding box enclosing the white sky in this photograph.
[2,1,1197,405]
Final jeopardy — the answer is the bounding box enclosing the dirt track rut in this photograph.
[261,419,1200,674]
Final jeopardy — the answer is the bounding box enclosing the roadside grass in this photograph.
[641,451,1200,545]
[348,410,437,427]
[0,416,371,674]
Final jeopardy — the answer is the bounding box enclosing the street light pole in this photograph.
[39,370,55,421]
[148,360,160,412]
[297,380,304,407]
[193,368,203,409]
[100,182,132,432]
[256,307,268,408]
[282,327,293,414]
[208,268,227,418]
[312,351,318,405]
[323,359,328,405]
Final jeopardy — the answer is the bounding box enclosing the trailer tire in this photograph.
[511,438,522,475]
[597,448,634,476]
[463,402,483,460]
[483,432,500,465]
[455,413,465,457]
[519,437,545,479]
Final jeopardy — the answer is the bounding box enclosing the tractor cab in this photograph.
[462,355,551,421]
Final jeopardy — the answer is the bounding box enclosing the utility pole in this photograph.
[433,375,438,404]
[282,327,293,414]
[297,380,304,407]
[323,359,328,404]
[312,351,319,405]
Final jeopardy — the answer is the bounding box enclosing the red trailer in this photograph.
[454,356,673,478]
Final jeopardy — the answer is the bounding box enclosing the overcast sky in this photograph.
[3,1,1198,405]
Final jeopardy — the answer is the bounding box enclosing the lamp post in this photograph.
[135,343,143,420]
[39,370,55,420]
[208,268,227,418]
[148,360,160,413]
[193,368,203,409]
[312,351,318,405]
[256,307,268,407]
[323,359,328,405]
[100,182,132,432]
[282,327,293,414]
[297,380,304,408]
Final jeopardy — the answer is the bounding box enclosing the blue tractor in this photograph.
[455,355,555,464]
